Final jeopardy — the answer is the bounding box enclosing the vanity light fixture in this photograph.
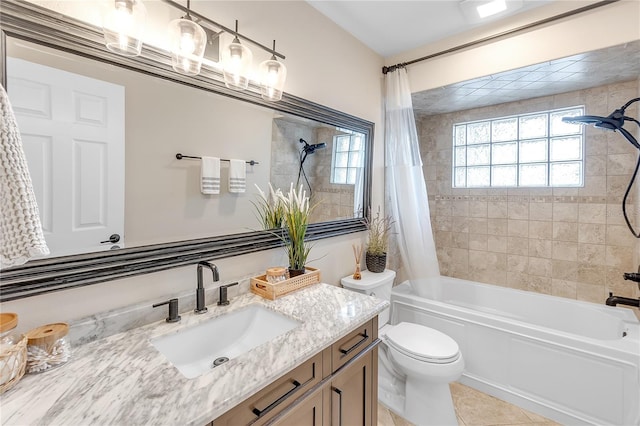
[102,0,147,57]
[259,40,287,101]
[168,0,207,76]
[222,20,253,91]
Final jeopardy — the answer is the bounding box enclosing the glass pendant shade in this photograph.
[103,0,147,57]
[222,36,253,91]
[168,17,207,76]
[259,56,287,101]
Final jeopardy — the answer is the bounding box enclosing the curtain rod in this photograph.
[382,0,619,75]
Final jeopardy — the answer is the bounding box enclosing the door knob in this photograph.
[100,234,121,244]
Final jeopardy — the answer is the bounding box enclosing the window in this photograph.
[452,106,585,188]
[331,130,364,184]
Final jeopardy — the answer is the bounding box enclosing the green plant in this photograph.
[252,183,285,230]
[278,183,315,270]
[365,207,394,256]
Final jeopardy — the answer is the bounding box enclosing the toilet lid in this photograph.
[385,322,460,364]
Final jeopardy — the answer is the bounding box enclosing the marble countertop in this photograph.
[0,283,388,425]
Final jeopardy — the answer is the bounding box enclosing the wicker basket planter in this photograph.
[0,335,27,394]
[365,252,387,273]
[251,267,321,300]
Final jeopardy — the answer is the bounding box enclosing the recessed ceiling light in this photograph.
[477,0,507,18]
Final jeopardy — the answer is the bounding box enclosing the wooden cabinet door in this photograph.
[270,387,325,426]
[329,351,373,426]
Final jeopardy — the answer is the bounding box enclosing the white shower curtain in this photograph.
[384,67,440,294]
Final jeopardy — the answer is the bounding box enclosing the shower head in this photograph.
[562,97,640,150]
[299,138,327,154]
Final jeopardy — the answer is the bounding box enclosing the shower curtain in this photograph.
[384,67,440,294]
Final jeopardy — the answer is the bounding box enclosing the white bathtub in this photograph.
[390,276,640,426]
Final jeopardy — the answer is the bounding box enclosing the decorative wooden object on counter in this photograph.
[251,267,321,300]
[25,323,71,374]
[0,313,27,394]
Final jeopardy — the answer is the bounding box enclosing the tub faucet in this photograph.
[195,261,219,314]
[605,292,640,308]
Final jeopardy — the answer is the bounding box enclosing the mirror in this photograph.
[0,0,373,301]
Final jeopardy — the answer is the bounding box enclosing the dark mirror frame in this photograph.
[0,0,373,302]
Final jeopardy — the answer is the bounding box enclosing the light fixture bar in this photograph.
[159,0,285,60]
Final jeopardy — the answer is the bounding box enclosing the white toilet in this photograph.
[341,269,464,426]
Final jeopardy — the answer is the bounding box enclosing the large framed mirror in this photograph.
[0,0,373,302]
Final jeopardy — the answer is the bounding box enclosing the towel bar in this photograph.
[175,153,258,166]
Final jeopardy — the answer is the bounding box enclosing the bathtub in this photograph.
[390,276,640,426]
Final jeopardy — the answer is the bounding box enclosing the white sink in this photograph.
[151,304,300,379]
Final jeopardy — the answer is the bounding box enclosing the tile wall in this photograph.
[417,79,640,304]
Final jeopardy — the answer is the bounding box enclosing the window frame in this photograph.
[452,106,586,189]
[330,130,364,185]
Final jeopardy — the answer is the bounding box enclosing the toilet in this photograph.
[341,269,464,426]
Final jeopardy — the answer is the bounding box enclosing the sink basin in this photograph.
[151,304,300,379]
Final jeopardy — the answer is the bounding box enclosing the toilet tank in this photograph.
[341,269,396,326]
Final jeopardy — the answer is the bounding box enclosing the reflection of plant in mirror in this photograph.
[278,183,315,272]
[365,207,394,256]
[253,183,285,230]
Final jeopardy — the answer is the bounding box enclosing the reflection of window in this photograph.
[452,106,585,188]
[331,131,364,184]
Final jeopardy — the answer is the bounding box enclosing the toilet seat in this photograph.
[384,322,460,364]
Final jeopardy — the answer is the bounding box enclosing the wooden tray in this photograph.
[251,267,321,300]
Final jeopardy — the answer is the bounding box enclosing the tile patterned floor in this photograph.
[378,382,560,426]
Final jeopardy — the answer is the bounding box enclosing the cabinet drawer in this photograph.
[331,319,375,373]
[214,352,322,426]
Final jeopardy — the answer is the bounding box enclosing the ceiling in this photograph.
[307,1,639,116]
[412,40,640,115]
[306,0,553,58]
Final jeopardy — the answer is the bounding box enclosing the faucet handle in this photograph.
[218,282,239,306]
[153,298,181,323]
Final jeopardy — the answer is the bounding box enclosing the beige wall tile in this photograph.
[576,282,606,303]
[577,243,606,265]
[552,241,578,261]
[469,233,488,250]
[553,222,578,242]
[528,276,552,294]
[508,201,529,220]
[578,223,606,244]
[529,202,552,221]
[508,219,529,237]
[452,216,469,233]
[487,201,508,219]
[468,218,488,234]
[452,232,469,249]
[607,175,633,196]
[606,245,633,267]
[578,263,606,285]
[578,203,607,224]
[506,272,528,290]
[529,221,553,239]
[552,279,578,298]
[552,259,578,281]
[507,254,528,272]
[469,201,488,218]
[580,175,607,197]
[487,218,508,236]
[585,155,606,176]
[606,225,636,247]
[487,235,507,253]
[507,236,529,255]
[607,153,637,175]
[529,257,552,277]
[553,203,578,222]
[529,239,552,258]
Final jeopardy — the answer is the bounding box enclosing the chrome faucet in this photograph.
[195,261,219,314]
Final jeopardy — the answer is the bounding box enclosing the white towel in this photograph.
[200,156,220,195]
[0,84,50,267]
[228,159,246,193]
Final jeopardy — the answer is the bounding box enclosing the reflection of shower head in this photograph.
[299,138,327,154]
[562,97,640,150]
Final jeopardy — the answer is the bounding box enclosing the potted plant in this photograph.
[278,183,313,277]
[253,183,285,230]
[364,207,394,273]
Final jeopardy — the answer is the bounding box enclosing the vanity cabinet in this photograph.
[211,317,378,426]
